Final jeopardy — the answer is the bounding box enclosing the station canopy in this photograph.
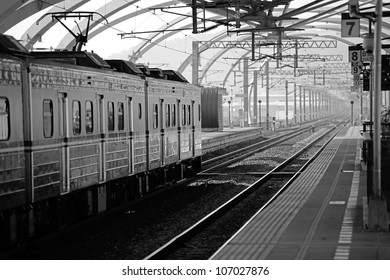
[1,0,388,99]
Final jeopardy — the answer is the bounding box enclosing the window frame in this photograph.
[85,100,93,134]
[182,104,186,126]
[165,104,170,128]
[118,102,124,131]
[172,104,176,127]
[153,103,158,129]
[108,101,115,132]
[0,97,10,141]
[187,104,191,126]
[72,100,81,135]
[43,99,53,138]
[138,103,142,120]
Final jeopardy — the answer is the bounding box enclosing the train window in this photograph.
[118,102,124,131]
[43,99,53,138]
[85,101,93,134]
[187,105,191,125]
[153,103,158,129]
[72,100,81,135]
[0,98,10,140]
[166,104,170,127]
[138,103,142,120]
[182,104,186,126]
[172,104,176,127]
[108,102,115,131]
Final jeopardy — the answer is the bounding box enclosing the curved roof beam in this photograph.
[130,16,225,62]
[22,0,90,49]
[87,1,177,57]
[0,1,63,31]
[177,31,231,73]
[58,0,141,50]
[0,0,63,33]
[130,14,190,61]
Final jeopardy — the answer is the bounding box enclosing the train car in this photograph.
[0,34,202,250]
[145,68,202,183]
[0,36,27,245]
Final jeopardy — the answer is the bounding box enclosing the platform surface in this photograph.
[211,126,390,260]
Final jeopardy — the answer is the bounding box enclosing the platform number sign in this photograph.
[341,13,360,38]
[351,65,360,75]
[349,46,363,66]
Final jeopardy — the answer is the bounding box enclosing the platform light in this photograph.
[363,33,374,53]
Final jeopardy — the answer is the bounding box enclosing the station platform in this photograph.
[201,126,264,153]
[201,126,278,154]
[211,125,390,260]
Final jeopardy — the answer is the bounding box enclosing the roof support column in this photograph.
[265,61,270,130]
[192,41,200,85]
[285,80,289,127]
[369,0,388,230]
[243,57,249,126]
[294,83,297,125]
[253,70,258,125]
[303,88,306,122]
[299,85,302,123]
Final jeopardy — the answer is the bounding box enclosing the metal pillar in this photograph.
[303,88,306,121]
[299,85,302,123]
[192,41,199,85]
[369,0,388,230]
[258,100,262,127]
[351,101,354,126]
[285,80,289,127]
[308,89,311,120]
[266,61,270,130]
[253,70,258,125]
[294,83,297,124]
[315,90,318,119]
[243,58,249,126]
[228,100,232,128]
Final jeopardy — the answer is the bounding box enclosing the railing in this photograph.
[362,121,390,139]
[361,122,390,164]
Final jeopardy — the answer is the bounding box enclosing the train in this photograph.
[0,34,202,250]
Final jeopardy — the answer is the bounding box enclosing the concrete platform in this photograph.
[211,126,390,260]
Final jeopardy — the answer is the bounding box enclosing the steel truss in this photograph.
[198,40,337,49]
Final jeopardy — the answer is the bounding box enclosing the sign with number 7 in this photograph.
[341,13,360,37]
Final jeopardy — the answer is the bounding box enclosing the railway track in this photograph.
[4,120,344,260]
[144,123,343,259]
[201,119,335,170]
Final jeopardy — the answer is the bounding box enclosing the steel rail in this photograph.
[210,123,344,259]
[201,119,331,172]
[144,122,342,260]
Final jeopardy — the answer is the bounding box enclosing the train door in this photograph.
[177,99,181,161]
[98,94,106,182]
[160,98,165,166]
[58,92,69,194]
[127,96,133,175]
[97,94,107,213]
[191,100,195,157]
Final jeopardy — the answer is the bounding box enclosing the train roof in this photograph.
[29,50,112,69]
[105,59,144,76]
[136,64,188,83]
[0,34,30,56]
[161,70,188,83]
[0,34,189,83]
